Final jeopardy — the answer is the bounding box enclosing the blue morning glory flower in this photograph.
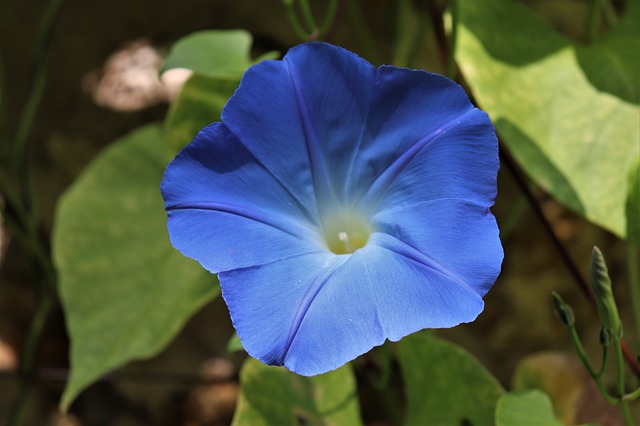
[161,42,503,376]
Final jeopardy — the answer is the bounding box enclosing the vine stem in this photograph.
[614,340,634,425]
[5,0,65,423]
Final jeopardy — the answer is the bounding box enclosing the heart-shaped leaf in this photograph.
[54,124,218,410]
[457,0,639,238]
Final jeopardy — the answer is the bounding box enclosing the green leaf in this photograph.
[164,74,240,155]
[226,333,244,354]
[495,390,563,426]
[397,333,504,426]
[163,30,258,78]
[457,0,640,238]
[162,30,278,155]
[54,124,218,410]
[232,358,362,426]
[577,0,640,104]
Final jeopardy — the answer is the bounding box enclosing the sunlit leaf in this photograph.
[398,333,504,425]
[232,358,362,426]
[457,0,640,238]
[162,29,277,78]
[54,124,218,410]
[163,30,254,78]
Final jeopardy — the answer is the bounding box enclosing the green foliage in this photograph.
[54,124,219,410]
[163,29,278,77]
[397,333,504,425]
[232,358,362,426]
[495,390,563,426]
[165,74,240,155]
[163,30,277,155]
[163,30,254,78]
[457,0,640,239]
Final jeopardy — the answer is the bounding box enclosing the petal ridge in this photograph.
[374,197,492,216]
[167,201,317,242]
[284,57,337,209]
[342,71,380,200]
[361,107,477,209]
[374,232,479,296]
[281,255,348,362]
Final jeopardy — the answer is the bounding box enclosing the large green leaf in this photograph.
[162,30,254,78]
[397,333,504,425]
[232,358,362,426]
[54,124,218,410]
[457,0,640,238]
[164,74,240,156]
[495,390,563,426]
[162,30,278,78]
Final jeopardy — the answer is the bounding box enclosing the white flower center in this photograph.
[323,210,372,254]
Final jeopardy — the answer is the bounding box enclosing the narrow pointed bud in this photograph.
[552,291,575,327]
[590,246,623,340]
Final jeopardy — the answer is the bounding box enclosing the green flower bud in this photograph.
[552,291,575,327]
[590,247,623,340]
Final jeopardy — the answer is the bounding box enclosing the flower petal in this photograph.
[283,238,486,375]
[350,67,496,207]
[222,43,376,209]
[359,108,499,211]
[220,252,345,367]
[223,227,490,376]
[161,123,322,272]
[373,199,503,297]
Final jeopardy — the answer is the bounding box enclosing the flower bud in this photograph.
[590,247,623,340]
[552,292,575,327]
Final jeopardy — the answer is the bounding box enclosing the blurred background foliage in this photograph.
[0,0,638,424]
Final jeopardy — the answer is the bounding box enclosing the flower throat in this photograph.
[323,210,372,254]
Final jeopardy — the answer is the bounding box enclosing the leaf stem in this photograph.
[614,340,635,425]
[625,385,640,402]
[566,324,618,404]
